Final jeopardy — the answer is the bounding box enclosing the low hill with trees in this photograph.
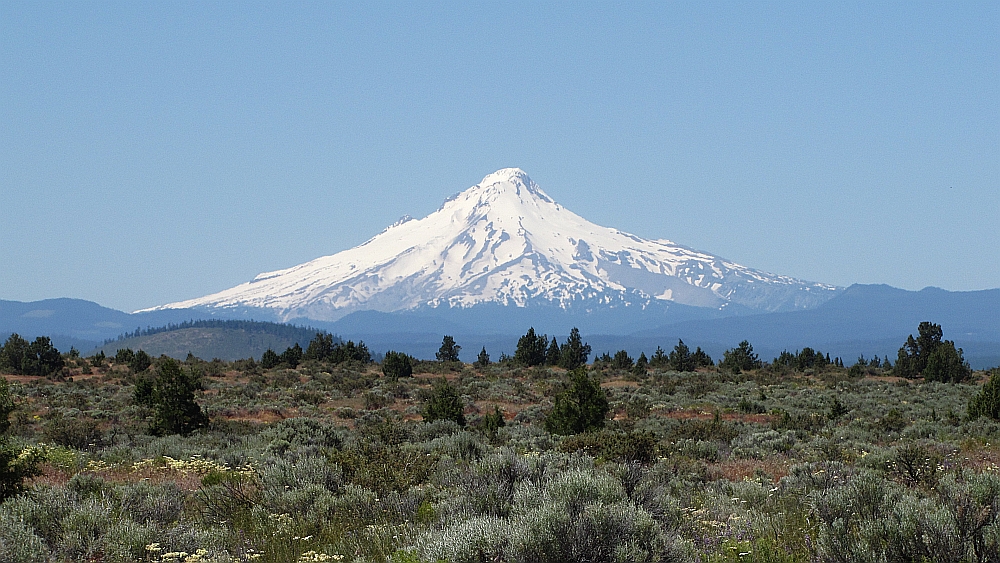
[94,320,336,361]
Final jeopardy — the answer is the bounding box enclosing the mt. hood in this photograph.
[145,169,840,322]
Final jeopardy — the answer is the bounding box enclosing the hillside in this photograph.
[95,320,335,361]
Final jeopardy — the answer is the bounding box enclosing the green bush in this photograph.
[968,369,1000,420]
[560,430,658,463]
[544,369,609,435]
[422,378,465,426]
[383,351,413,379]
[134,357,208,436]
[0,378,43,501]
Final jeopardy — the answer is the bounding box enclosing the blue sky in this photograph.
[1,1,997,312]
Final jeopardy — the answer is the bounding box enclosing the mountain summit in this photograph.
[145,169,840,322]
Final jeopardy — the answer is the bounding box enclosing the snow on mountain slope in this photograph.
[143,168,841,321]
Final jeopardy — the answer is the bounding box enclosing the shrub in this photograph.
[330,444,437,494]
[41,415,101,449]
[0,512,49,563]
[560,430,658,463]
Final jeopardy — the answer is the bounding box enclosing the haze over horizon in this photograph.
[2,2,997,312]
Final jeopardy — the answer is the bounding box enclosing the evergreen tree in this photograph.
[280,343,303,368]
[649,346,668,369]
[514,328,548,367]
[129,349,152,373]
[480,405,506,436]
[330,340,371,364]
[692,347,714,368]
[719,340,762,374]
[668,339,694,372]
[474,347,491,369]
[894,322,968,381]
[546,337,561,366]
[382,350,413,379]
[304,332,335,361]
[969,369,1000,420]
[611,349,633,370]
[924,341,971,383]
[135,357,208,436]
[0,376,42,501]
[1,334,64,377]
[634,352,649,374]
[260,348,280,370]
[423,378,465,426]
[436,335,461,362]
[0,334,29,374]
[115,348,135,366]
[544,368,609,435]
[558,327,591,370]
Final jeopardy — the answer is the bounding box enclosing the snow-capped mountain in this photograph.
[143,168,840,322]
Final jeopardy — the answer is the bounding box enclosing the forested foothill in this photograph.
[1,322,1000,563]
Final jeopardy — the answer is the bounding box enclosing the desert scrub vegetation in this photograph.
[1,328,1000,562]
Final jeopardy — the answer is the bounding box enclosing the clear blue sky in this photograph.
[1,1,997,312]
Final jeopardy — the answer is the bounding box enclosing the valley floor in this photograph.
[2,357,1000,563]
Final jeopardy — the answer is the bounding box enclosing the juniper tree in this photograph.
[0,377,42,501]
[720,340,762,373]
[134,357,208,436]
[474,347,490,368]
[558,327,591,370]
[382,350,413,379]
[260,348,280,370]
[668,339,694,372]
[514,328,548,367]
[436,335,461,362]
[546,337,561,366]
[969,369,1000,420]
[544,368,609,435]
[423,378,465,426]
